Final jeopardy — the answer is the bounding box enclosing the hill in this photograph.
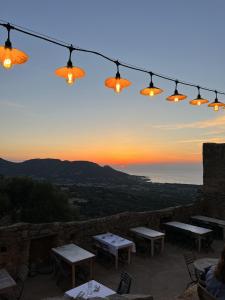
[0,158,146,185]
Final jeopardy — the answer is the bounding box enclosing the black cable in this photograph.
[0,20,224,96]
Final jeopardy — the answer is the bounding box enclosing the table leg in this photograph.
[223,227,225,240]
[151,239,154,257]
[198,237,201,252]
[90,258,94,280]
[72,264,76,287]
[161,237,165,254]
[128,247,131,264]
[115,254,118,270]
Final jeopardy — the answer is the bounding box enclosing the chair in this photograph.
[183,252,198,288]
[94,242,113,267]
[52,254,70,287]
[14,264,29,300]
[116,271,132,294]
[197,283,217,300]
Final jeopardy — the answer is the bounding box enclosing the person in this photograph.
[205,247,225,299]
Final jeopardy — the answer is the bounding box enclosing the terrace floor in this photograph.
[21,240,224,300]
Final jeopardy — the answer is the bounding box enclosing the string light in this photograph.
[208,91,225,112]
[55,46,85,85]
[0,23,28,69]
[166,81,187,102]
[0,20,225,113]
[105,61,131,93]
[140,72,163,97]
[189,86,209,106]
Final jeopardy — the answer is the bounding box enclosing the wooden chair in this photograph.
[183,252,198,288]
[52,254,70,287]
[197,283,217,300]
[116,271,132,294]
[14,264,29,300]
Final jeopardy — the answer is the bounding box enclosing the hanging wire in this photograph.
[0,20,225,96]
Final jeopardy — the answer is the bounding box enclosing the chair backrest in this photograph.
[117,271,132,295]
[197,284,217,300]
[17,264,29,282]
[183,252,197,283]
[52,254,67,277]
[184,252,195,266]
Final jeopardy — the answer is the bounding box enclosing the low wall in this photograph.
[203,143,225,218]
[0,203,199,275]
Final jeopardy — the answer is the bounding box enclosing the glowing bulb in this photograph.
[149,90,154,96]
[197,101,201,106]
[115,82,121,93]
[3,58,12,69]
[174,97,179,102]
[66,72,74,85]
[214,105,219,112]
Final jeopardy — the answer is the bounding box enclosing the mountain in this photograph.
[0,158,145,185]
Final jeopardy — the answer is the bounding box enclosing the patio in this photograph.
[21,239,224,300]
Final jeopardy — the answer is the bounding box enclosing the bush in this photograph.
[0,176,77,223]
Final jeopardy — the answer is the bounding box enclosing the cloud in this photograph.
[176,137,225,144]
[153,115,225,130]
[0,100,26,110]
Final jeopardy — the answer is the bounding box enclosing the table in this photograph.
[191,215,225,240]
[194,258,218,274]
[130,227,165,256]
[52,243,95,288]
[65,280,116,299]
[93,233,136,269]
[164,221,213,252]
[0,269,16,294]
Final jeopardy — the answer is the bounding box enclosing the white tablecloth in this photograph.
[65,280,116,299]
[93,232,136,256]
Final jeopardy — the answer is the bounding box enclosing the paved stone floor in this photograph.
[21,240,224,300]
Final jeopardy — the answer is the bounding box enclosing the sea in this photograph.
[115,163,203,185]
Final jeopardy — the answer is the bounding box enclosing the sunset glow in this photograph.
[1,1,225,167]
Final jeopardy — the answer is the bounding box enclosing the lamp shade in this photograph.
[105,76,131,93]
[208,99,225,111]
[189,96,209,106]
[55,65,85,85]
[167,89,187,102]
[140,85,163,97]
[0,46,29,69]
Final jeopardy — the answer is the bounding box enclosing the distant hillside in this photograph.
[0,158,145,185]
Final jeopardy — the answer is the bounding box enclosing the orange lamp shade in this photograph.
[140,86,163,97]
[189,96,209,106]
[0,46,29,69]
[55,65,85,85]
[208,100,225,111]
[166,90,187,102]
[105,77,131,93]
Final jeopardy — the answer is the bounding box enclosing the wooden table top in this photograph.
[191,215,225,227]
[52,243,95,264]
[0,269,16,292]
[130,227,165,238]
[164,221,212,235]
[65,280,116,299]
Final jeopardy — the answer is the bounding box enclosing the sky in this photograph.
[1,0,225,167]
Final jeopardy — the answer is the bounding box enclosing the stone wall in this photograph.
[0,203,199,276]
[203,143,225,218]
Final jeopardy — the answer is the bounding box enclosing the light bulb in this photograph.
[3,58,12,69]
[66,72,74,85]
[214,105,219,112]
[197,101,201,106]
[115,82,121,93]
[174,97,179,102]
[149,90,154,96]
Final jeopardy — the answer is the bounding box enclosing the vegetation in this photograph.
[0,176,77,223]
[69,183,200,219]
